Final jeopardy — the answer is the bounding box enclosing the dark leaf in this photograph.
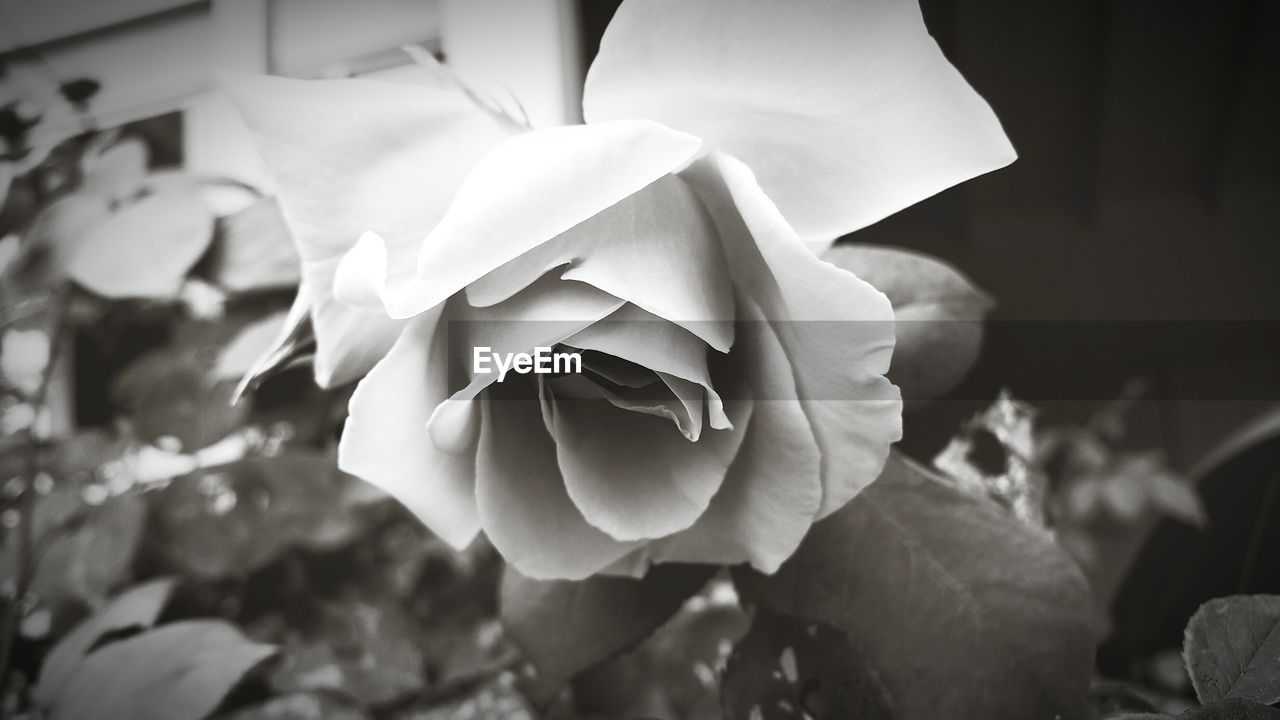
[268,594,425,706]
[112,328,249,449]
[1183,595,1280,705]
[823,244,993,401]
[499,562,715,707]
[49,620,277,720]
[573,585,748,719]
[393,676,535,720]
[31,491,148,606]
[721,609,892,720]
[739,451,1095,720]
[1182,700,1280,719]
[1089,680,1162,717]
[151,454,382,581]
[214,693,369,720]
[34,578,177,707]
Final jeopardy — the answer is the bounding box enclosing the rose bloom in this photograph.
[228,0,1013,580]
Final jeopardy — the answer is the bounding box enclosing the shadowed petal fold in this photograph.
[584,0,1016,242]
[542,376,751,543]
[476,383,642,580]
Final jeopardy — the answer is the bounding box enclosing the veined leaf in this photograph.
[737,451,1095,719]
[1184,595,1280,706]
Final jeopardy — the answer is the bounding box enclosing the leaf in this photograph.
[34,578,177,707]
[397,677,536,720]
[823,243,994,401]
[721,609,893,720]
[499,562,715,706]
[739,451,1095,720]
[50,620,277,720]
[206,197,300,293]
[1183,595,1280,705]
[214,311,289,382]
[1182,700,1280,719]
[67,181,215,299]
[9,193,113,293]
[573,583,749,719]
[268,594,425,706]
[79,134,149,201]
[32,491,148,606]
[151,454,383,580]
[112,329,249,450]
[213,693,369,720]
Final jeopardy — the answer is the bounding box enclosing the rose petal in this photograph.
[475,382,642,580]
[628,299,823,573]
[426,398,481,455]
[584,0,1016,242]
[685,153,903,518]
[541,375,752,543]
[223,72,509,385]
[337,306,480,549]
[565,304,731,430]
[332,231,389,311]
[382,120,704,319]
[551,372,702,442]
[466,175,734,352]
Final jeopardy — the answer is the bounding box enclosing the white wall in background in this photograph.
[439,0,583,127]
[2,0,582,187]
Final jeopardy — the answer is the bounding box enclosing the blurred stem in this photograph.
[0,284,72,701]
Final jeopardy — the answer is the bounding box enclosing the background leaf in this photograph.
[499,563,715,706]
[50,620,276,720]
[1182,700,1280,719]
[720,609,892,720]
[266,593,425,707]
[737,451,1095,720]
[1183,595,1280,705]
[34,577,177,707]
[212,693,369,720]
[67,182,214,299]
[31,491,148,606]
[150,454,385,581]
[79,134,149,201]
[823,243,994,401]
[205,197,300,294]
